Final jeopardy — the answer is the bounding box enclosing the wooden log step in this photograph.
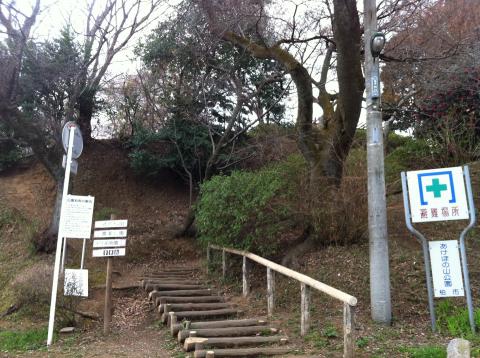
[164,308,240,324]
[144,283,207,292]
[193,347,292,357]
[149,267,197,272]
[171,318,267,336]
[142,279,200,287]
[142,273,194,278]
[184,335,288,351]
[141,274,195,280]
[159,302,231,314]
[143,271,194,275]
[149,289,215,298]
[178,326,277,343]
[156,296,225,307]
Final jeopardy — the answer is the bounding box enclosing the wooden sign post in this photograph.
[93,214,128,335]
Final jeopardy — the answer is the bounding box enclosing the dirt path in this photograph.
[8,289,173,358]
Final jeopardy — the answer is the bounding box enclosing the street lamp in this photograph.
[370,32,386,58]
[370,32,386,100]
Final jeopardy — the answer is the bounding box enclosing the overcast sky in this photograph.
[18,0,368,127]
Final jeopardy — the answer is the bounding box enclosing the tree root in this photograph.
[281,225,317,269]
[0,304,21,318]
[174,208,197,238]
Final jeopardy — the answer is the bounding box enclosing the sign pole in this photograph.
[61,237,67,273]
[47,126,75,346]
[104,214,116,335]
[459,166,476,333]
[401,171,436,331]
[80,238,87,270]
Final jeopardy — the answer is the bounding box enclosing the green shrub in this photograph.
[196,155,305,256]
[128,119,214,182]
[436,299,480,338]
[0,145,22,172]
[385,137,437,189]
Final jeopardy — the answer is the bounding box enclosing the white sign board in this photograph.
[429,240,464,297]
[61,195,95,238]
[94,220,128,229]
[64,269,88,297]
[93,239,127,248]
[406,167,469,223]
[93,248,126,257]
[94,229,127,238]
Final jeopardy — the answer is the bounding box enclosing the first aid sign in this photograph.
[406,167,469,223]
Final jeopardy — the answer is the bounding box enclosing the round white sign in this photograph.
[62,121,83,159]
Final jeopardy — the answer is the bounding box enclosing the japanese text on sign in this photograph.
[429,240,464,297]
[61,195,95,238]
[406,167,469,223]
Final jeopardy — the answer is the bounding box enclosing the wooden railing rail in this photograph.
[207,244,357,358]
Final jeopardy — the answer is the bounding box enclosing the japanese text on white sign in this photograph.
[429,240,464,297]
[61,195,95,238]
[406,167,469,223]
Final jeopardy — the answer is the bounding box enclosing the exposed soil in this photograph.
[2,143,480,357]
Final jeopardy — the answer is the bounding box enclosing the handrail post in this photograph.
[206,245,211,274]
[242,256,250,297]
[267,267,275,317]
[222,249,226,279]
[343,303,355,358]
[301,283,310,336]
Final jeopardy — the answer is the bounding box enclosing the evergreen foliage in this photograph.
[196,155,304,255]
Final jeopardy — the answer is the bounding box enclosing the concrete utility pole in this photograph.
[364,0,392,324]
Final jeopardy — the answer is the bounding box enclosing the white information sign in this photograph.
[429,240,464,297]
[93,239,127,248]
[94,229,127,238]
[64,269,88,297]
[406,167,469,223]
[61,195,95,238]
[95,220,128,229]
[93,247,126,257]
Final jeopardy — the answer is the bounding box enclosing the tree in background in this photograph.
[0,0,162,251]
[124,0,288,209]
[382,0,480,163]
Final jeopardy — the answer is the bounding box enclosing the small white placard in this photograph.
[429,240,464,297]
[93,239,127,248]
[406,167,469,223]
[64,269,88,297]
[94,220,128,228]
[93,248,126,257]
[61,195,95,238]
[94,229,127,238]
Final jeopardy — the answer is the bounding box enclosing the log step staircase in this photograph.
[141,268,294,357]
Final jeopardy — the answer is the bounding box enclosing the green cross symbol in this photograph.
[426,178,448,198]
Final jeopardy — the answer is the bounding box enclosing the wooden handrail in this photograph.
[207,244,357,357]
[209,244,357,306]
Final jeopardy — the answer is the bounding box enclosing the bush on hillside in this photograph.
[197,153,370,255]
[128,119,212,182]
[196,155,305,256]
[385,137,437,190]
[11,263,53,308]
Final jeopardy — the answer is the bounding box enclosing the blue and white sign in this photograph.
[429,240,464,297]
[406,167,469,223]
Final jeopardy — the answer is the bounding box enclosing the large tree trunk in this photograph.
[77,91,94,142]
[323,0,364,185]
